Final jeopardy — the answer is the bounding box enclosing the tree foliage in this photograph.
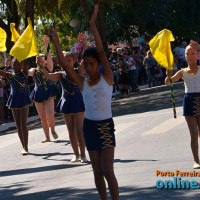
[1,0,200,54]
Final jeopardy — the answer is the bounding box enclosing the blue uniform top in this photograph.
[7,71,32,109]
[56,71,85,115]
[30,68,55,103]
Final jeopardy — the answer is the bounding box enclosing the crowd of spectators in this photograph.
[108,39,190,98]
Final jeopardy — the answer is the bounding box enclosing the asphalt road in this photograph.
[1,85,200,200]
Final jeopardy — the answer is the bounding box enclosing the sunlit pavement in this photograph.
[1,86,200,200]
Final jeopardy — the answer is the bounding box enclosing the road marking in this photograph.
[142,116,185,135]
[115,121,137,135]
[114,107,182,121]
[0,125,68,150]
[29,125,68,149]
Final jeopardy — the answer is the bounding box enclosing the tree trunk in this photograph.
[76,0,108,52]
[95,1,108,52]
[25,0,34,27]
[76,0,91,22]
[131,0,146,34]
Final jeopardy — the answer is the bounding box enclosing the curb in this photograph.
[0,115,41,134]
[111,82,184,103]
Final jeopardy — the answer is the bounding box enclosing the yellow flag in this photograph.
[149,29,175,71]
[0,28,7,52]
[10,23,20,43]
[10,18,38,62]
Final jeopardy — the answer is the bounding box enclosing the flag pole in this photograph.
[169,76,177,118]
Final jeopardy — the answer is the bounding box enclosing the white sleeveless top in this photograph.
[82,75,113,120]
[183,67,200,93]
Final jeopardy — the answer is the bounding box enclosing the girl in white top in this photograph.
[51,4,119,200]
[165,42,200,169]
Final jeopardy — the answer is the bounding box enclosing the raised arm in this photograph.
[51,27,84,89]
[165,69,182,85]
[76,32,88,75]
[43,67,61,81]
[0,70,9,80]
[90,4,113,85]
[44,35,53,72]
[77,60,85,75]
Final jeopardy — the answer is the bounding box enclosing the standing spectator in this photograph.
[4,58,13,73]
[134,49,146,85]
[143,51,156,88]
[124,52,139,92]
[179,41,188,68]
[155,64,164,85]
[173,42,181,58]
[116,47,123,59]
[111,52,120,94]
[118,58,130,98]
[0,78,5,124]
[3,58,13,122]
[173,53,179,72]
[139,34,146,45]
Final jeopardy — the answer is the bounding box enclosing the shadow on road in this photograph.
[1,184,199,200]
[114,159,158,163]
[0,163,89,178]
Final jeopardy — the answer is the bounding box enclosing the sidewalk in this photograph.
[0,82,184,133]
[0,115,40,134]
[113,82,183,100]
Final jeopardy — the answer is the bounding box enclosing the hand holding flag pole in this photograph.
[149,29,177,118]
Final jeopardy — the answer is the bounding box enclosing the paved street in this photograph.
[1,86,200,200]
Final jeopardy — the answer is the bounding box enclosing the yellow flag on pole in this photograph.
[10,23,20,43]
[148,29,175,70]
[0,28,7,52]
[10,18,38,62]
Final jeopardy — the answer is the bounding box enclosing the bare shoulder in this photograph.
[102,73,113,86]
[175,69,183,77]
